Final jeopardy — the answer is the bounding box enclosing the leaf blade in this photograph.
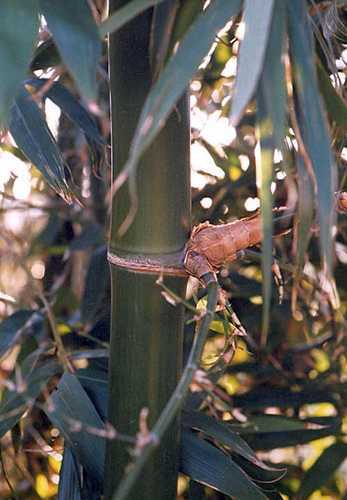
[39,0,101,101]
[180,431,268,499]
[100,0,166,38]
[288,0,336,275]
[0,0,39,127]
[230,0,275,126]
[9,86,74,201]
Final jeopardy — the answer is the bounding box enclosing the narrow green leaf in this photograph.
[0,310,38,358]
[180,431,268,499]
[298,442,347,499]
[317,59,347,131]
[288,0,336,275]
[0,0,39,128]
[39,0,101,101]
[117,0,241,199]
[256,96,274,348]
[58,446,82,500]
[0,357,61,438]
[238,415,341,450]
[9,86,74,202]
[46,373,105,486]
[230,0,275,126]
[100,0,166,38]
[255,3,286,347]
[27,78,105,145]
[295,153,314,273]
[81,246,109,324]
[182,410,284,476]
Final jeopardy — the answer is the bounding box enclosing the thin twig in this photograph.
[112,279,218,500]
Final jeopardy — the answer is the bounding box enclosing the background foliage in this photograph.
[0,0,347,499]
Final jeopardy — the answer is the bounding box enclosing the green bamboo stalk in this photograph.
[105,2,190,499]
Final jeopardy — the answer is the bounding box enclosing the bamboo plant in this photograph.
[1,1,347,499]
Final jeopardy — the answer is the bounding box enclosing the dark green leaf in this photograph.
[0,310,40,358]
[46,373,105,486]
[317,59,347,131]
[237,415,341,450]
[180,431,268,499]
[182,410,284,476]
[27,78,105,145]
[298,442,347,499]
[9,86,74,202]
[255,0,286,342]
[70,223,104,251]
[39,0,101,101]
[81,246,109,324]
[58,446,82,500]
[295,153,314,273]
[117,0,241,199]
[0,0,39,127]
[100,0,166,37]
[288,0,336,274]
[0,355,61,438]
[230,0,275,126]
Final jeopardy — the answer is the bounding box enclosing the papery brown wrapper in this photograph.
[184,213,262,280]
[336,191,347,213]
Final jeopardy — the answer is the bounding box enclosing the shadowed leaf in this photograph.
[46,373,105,486]
[58,446,82,500]
[39,0,101,101]
[182,410,285,477]
[100,0,166,37]
[288,0,336,275]
[0,0,39,128]
[298,442,347,499]
[27,78,105,145]
[180,431,268,499]
[9,86,74,201]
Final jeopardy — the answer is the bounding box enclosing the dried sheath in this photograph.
[184,192,347,282]
[184,209,293,281]
[184,213,263,281]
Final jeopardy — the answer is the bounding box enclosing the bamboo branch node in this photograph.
[184,213,262,280]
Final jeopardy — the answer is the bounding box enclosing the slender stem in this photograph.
[112,279,218,500]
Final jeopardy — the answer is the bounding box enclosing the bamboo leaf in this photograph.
[39,0,101,101]
[81,246,109,324]
[0,0,39,128]
[0,357,61,438]
[236,415,341,451]
[27,78,105,145]
[100,0,166,38]
[0,310,38,358]
[230,0,275,126]
[317,59,347,131]
[46,373,105,486]
[295,153,314,272]
[298,442,347,499]
[117,0,241,199]
[180,431,268,499]
[182,410,285,477]
[255,3,286,346]
[288,0,336,275]
[58,446,82,500]
[9,86,74,202]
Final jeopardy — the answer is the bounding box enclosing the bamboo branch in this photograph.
[112,277,218,500]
